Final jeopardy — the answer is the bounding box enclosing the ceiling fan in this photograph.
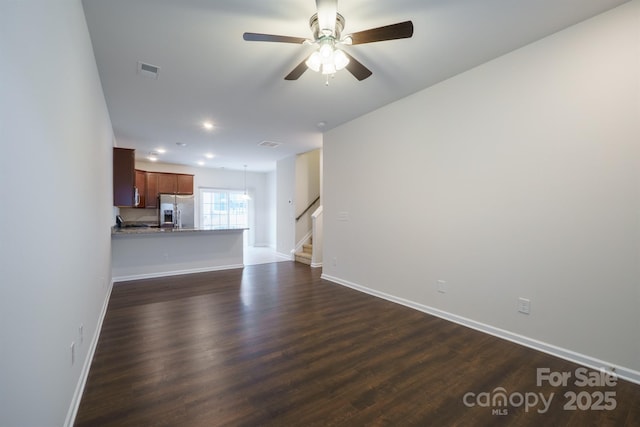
[243,0,414,83]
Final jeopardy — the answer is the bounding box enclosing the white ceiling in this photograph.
[82,0,628,172]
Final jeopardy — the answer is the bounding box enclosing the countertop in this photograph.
[111,225,248,235]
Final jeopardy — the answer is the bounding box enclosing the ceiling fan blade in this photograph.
[284,59,309,80]
[348,21,414,45]
[342,51,372,81]
[316,0,337,35]
[243,32,307,44]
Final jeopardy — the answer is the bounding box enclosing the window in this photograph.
[200,189,248,229]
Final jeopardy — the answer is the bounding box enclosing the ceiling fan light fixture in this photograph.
[322,62,336,75]
[319,41,333,58]
[307,44,349,75]
[306,51,322,72]
[333,49,349,70]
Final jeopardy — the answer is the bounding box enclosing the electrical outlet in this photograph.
[70,342,75,365]
[518,297,531,315]
[79,324,84,344]
[437,280,447,293]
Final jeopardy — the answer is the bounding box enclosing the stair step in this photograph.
[295,251,312,265]
[295,239,313,265]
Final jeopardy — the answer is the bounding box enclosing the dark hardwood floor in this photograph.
[75,262,640,426]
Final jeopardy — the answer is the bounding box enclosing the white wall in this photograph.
[127,161,275,247]
[0,1,114,425]
[266,170,277,247]
[323,1,640,378]
[276,155,296,257]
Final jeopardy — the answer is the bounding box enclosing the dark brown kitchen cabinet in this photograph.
[113,147,135,207]
[177,174,194,195]
[157,173,177,194]
[114,151,194,208]
[145,172,159,208]
[130,171,193,208]
[156,172,193,195]
[135,170,146,208]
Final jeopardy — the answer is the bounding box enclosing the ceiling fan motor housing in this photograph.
[309,12,345,40]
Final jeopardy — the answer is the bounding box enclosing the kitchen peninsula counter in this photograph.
[111,226,247,235]
[111,226,247,282]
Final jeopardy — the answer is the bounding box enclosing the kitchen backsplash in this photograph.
[119,207,158,223]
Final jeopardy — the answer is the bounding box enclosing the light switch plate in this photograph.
[518,297,531,314]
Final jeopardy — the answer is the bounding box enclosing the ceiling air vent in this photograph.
[137,61,160,79]
[259,141,281,148]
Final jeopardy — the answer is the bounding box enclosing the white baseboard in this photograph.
[113,264,244,283]
[64,279,114,427]
[277,251,294,261]
[251,243,273,248]
[310,262,323,268]
[276,252,294,261]
[321,274,640,386]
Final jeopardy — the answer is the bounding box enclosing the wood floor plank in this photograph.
[74,262,640,426]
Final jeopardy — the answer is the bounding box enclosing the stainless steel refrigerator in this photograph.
[159,194,195,228]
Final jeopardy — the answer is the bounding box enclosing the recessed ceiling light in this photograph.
[148,155,158,162]
[156,148,166,154]
[317,121,327,128]
[197,161,205,166]
[205,153,214,159]
[176,142,187,147]
[203,121,214,130]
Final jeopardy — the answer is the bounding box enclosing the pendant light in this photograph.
[242,165,251,200]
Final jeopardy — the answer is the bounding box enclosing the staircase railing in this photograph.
[296,196,320,222]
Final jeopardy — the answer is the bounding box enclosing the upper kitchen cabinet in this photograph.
[145,172,159,208]
[135,170,146,208]
[157,172,193,195]
[157,172,177,194]
[113,147,136,207]
[177,174,194,195]
[143,172,193,208]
